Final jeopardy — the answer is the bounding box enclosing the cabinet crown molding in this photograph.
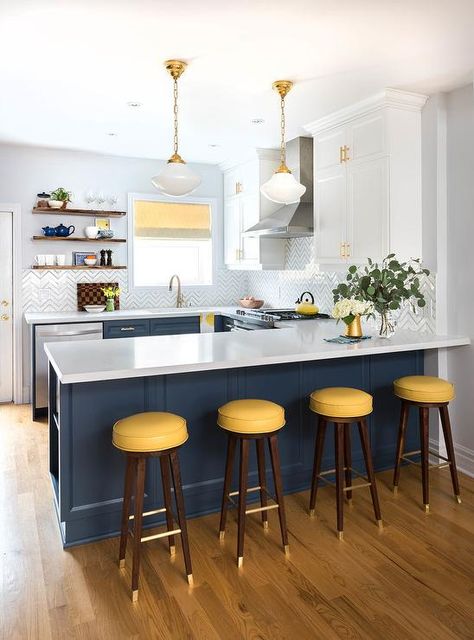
[304,88,428,136]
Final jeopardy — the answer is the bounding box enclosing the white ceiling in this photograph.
[1,0,473,165]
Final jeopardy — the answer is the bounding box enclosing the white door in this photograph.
[224,197,242,266]
[0,211,13,402]
[314,165,347,263]
[346,156,389,262]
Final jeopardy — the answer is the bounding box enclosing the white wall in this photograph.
[0,143,223,268]
[445,84,474,475]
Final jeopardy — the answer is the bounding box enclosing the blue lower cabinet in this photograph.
[149,316,200,336]
[103,319,150,339]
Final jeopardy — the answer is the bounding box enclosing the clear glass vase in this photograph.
[379,310,396,338]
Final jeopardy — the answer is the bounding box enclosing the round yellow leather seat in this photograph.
[393,375,455,403]
[310,387,373,418]
[217,399,285,434]
[112,412,188,452]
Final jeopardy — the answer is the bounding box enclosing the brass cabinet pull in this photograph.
[343,145,350,162]
[345,243,351,257]
[235,181,243,194]
[339,146,344,164]
[340,242,345,258]
[1,314,9,321]
[235,248,241,261]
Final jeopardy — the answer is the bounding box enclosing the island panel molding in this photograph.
[49,350,424,546]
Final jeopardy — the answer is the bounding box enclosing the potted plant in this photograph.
[332,254,430,338]
[332,298,374,337]
[49,187,72,210]
[101,286,120,312]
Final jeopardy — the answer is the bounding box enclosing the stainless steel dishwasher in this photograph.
[34,323,103,415]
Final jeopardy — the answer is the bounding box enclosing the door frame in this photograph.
[0,204,22,403]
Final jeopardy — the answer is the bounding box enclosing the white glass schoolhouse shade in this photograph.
[260,170,306,205]
[152,160,201,197]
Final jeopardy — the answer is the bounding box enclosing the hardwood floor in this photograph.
[2,403,474,639]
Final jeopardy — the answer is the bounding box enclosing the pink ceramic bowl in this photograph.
[239,299,264,309]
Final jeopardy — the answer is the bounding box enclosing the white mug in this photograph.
[35,254,46,266]
[84,226,99,239]
[45,254,55,266]
[56,254,66,266]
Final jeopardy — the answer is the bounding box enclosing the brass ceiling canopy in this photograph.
[164,59,187,80]
[272,80,293,98]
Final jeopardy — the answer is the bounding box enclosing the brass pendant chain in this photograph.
[280,94,286,167]
[173,76,179,156]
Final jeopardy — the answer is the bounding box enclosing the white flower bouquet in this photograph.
[332,298,374,326]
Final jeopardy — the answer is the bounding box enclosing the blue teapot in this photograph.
[54,223,75,237]
[42,226,56,237]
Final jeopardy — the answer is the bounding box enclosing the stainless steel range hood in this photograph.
[243,136,313,238]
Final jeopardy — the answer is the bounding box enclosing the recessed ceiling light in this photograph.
[127,101,143,108]
[208,144,221,148]
[251,118,265,125]
[107,132,117,137]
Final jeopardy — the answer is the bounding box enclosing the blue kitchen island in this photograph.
[45,321,469,546]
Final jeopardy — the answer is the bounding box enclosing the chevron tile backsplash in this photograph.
[22,257,436,334]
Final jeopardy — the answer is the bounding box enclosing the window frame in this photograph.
[127,192,218,292]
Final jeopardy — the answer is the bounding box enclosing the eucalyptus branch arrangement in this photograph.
[332,254,430,337]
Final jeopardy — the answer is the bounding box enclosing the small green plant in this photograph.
[50,187,71,202]
[332,254,430,337]
[101,286,120,299]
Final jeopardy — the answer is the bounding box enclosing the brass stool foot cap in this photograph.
[237,556,243,568]
[309,509,315,517]
[456,495,462,504]
[119,559,125,569]
[424,504,430,513]
[337,531,344,541]
[132,590,139,603]
[219,530,225,541]
[169,545,176,556]
[284,544,290,556]
[393,486,399,496]
[377,519,383,529]
[187,574,194,586]
[263,521,269,530]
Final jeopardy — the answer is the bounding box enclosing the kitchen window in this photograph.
[129,194,215,288]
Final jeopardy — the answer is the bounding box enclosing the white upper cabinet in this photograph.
[306,89,427,267]
[222,150,286,270]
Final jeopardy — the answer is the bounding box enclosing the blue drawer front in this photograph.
[103,320,150,339]
[149,316,200,336]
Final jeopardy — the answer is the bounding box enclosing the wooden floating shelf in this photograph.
[32,236,126,243]
[32,207,126,217]
[31,265,127,270]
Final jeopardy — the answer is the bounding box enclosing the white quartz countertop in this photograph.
[44,319,470,384]
[24,306,235,324]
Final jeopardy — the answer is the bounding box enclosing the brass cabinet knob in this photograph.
[1,314,9,321]
[1,300,8,307]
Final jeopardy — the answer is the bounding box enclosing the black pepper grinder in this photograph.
[100,249,106,267]
[106,249,113,267]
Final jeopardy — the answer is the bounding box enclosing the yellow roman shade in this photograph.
[134,200,211,239]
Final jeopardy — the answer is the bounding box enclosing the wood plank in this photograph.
[31,265,127,270]
[32,236,126,243]
[1,403,474,640]
[32,208,126,217]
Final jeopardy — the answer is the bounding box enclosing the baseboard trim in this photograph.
[454,442,474,478]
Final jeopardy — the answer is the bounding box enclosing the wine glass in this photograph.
[85,190,96,206]
[107,194,118,209]
[96,191,106,209]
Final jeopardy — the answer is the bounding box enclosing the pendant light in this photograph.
[260,80,306,205]
[152,60,201,197]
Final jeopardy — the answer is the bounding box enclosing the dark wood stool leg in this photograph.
[169,450,193,584]
[219,434,236,539]
[160,455,176,555]
[393,401,409,494]
[344,424,353,504]
[419,407,430,512]
[131,456,146,602]
[357,419,382,526]
[268,434,289,554]
[237,438,250,567]
[309,417,327,516]
[119,456,136,569]
[439,405,461,503]
[256,439,268,529]
[334,423,345,539]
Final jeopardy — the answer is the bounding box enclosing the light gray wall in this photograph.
[0,143,223,268]
[446,84,474,468]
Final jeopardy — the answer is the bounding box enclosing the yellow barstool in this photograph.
[393,375,461,511]
[217,399,289,567]
[113,412,193,601]
[309,387,382,539]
